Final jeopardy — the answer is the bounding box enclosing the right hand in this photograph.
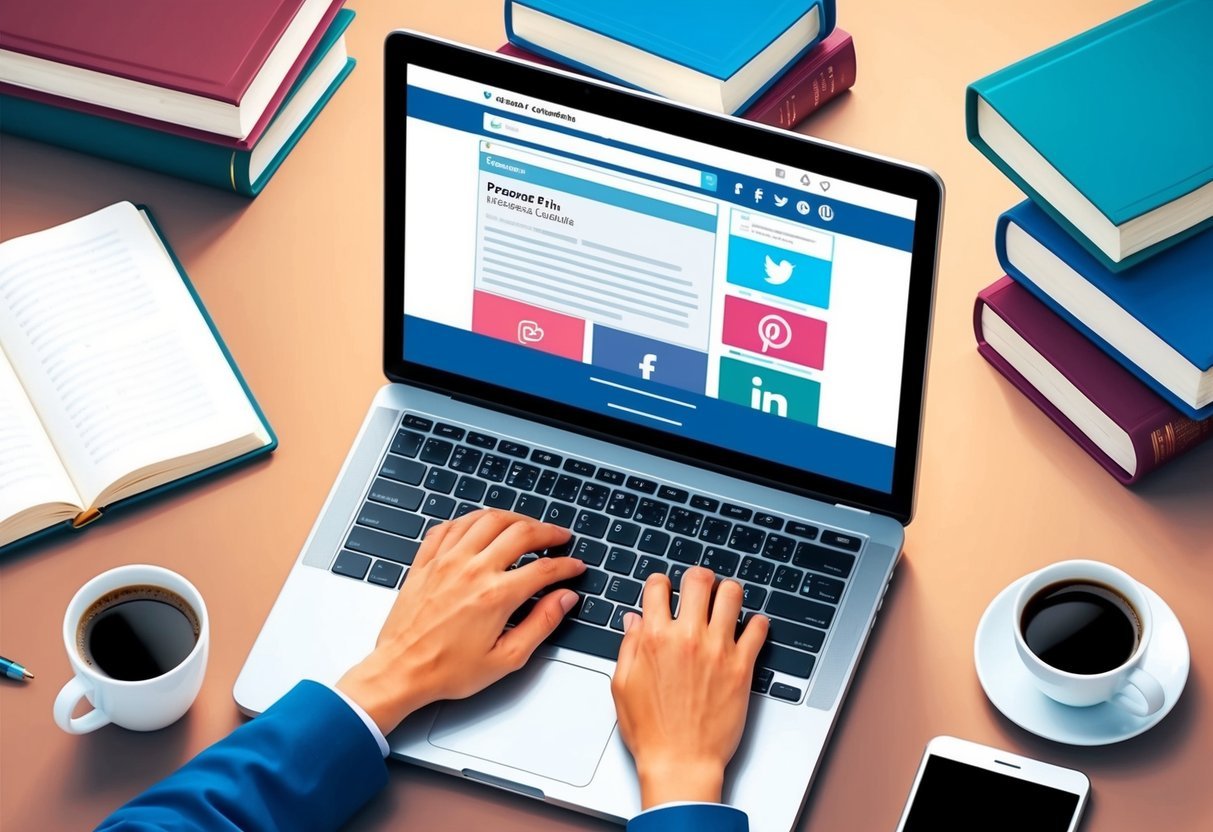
[610,566,769,808]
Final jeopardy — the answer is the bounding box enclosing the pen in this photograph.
[0,656,34,681]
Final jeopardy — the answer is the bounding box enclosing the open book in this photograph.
[0,202,275,550]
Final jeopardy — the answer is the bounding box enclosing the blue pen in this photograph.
[0,656,34,681]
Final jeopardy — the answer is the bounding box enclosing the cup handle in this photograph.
[54,676,111,734]
[1112,667,1165,718]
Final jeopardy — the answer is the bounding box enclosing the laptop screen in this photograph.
[400,63,921,497]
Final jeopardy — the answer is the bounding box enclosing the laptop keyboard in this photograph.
[328,412,866,704]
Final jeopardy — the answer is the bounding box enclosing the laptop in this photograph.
[236,31,942,832]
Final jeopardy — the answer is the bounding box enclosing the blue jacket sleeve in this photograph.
[96,680,388,832]
[627,804,750,832]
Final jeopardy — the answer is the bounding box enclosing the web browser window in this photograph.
[403,65,917,493]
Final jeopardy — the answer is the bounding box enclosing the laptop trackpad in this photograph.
[427,658,616,788]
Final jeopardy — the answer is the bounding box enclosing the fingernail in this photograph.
[622,612,639,632]
[559,591,579,613]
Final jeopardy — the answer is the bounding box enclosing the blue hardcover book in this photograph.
[967,0,1213,272]
[505,0,835,114]
[996,200,1213,421]
[0,10,355,196]
[0,203,277,554]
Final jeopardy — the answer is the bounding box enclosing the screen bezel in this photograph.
[384,31,942,524]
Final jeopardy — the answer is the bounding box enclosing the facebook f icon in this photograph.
[639,353,657,380]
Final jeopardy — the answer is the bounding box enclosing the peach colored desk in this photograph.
[2,1,1210,829]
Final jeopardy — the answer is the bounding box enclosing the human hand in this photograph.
[610,566,768,808]
[336,509,586,734]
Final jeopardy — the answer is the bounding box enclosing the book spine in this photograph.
[0,94,253,194]
[742,35,856,129]
[1132,414,1213,478]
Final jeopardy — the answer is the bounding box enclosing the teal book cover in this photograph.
[0,9,355,197]
[967,0,1213,270]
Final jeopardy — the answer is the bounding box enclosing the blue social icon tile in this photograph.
[725,235,833,309]
[590,326,708,394]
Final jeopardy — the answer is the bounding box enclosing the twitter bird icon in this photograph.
[764,255,795,285]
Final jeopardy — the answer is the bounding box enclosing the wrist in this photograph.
[635,756,726,809]
[336,649,433,736]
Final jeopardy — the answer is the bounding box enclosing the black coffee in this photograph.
[1020,581,1140,675]
[77,585,200,681]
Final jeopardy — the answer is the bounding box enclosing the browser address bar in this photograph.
[483,114,715,191]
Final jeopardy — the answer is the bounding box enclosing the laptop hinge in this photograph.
[835,503,871,515]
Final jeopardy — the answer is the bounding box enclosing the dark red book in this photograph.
[497,27,856,130]
[975,276,1212,484]
[0,0,341,144]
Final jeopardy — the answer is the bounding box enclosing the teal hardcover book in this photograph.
[966,0,1213,272]
[0,203,277,554]
[0,10,355,196]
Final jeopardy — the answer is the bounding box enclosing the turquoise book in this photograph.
[505,0,835,114]
[0,202,277,553]
[967,0,1213,272]
[0,10,355,197]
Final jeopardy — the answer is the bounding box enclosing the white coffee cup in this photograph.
[54,564,209,734]
[1013,559,1163,717]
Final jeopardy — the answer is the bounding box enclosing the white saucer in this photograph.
[974,574,1190,746]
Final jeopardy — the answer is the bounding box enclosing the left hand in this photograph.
[337,509,586,734]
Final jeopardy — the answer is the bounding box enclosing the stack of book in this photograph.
[965,0,1212,484]
[0,0,356,197]
[498,0,855,131]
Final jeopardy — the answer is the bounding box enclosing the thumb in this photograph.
[494,590,579,669]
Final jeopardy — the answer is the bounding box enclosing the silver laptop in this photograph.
[236,31,942,832]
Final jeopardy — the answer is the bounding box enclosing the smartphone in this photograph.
[895,736,1090,832]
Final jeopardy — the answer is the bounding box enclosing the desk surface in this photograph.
[2,1,1210,829]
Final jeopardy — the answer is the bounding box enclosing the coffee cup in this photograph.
[54,564,209,734]
[1012,559,1163,717]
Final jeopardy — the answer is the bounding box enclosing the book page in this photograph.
[0,347,82,547]
[0,202,268,509]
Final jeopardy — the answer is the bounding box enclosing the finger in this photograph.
[614,612,643,679]
[494,589,580,671]
[676,566,716,626]
[480,517,572,571]
[503,551,586,601]
[410,520,453,569]
[736,613,770,665]
[423,509,490,558]
[639,574,672,624]
[709,579,745,640]
[456,509,535,557]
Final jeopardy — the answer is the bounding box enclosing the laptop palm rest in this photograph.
[427,657,616,788]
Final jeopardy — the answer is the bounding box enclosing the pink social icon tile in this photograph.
[721,294,827,370]
[472,291,585,361]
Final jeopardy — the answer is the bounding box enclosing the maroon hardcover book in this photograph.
[0,0,342,149]
[497,27,856,130]
[975,276,1212,484]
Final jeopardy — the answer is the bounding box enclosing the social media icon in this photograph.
[818,205,834,221]
[517,320,545,344]
[773,194,789,208]
[750,375,789,417]
[820,180,831,191]
[639,353,658,380]
[483,90,493,99]
[799,173,811,186]
[775,168,786,179]
[796,200,811,215]
[489,118,503,129]
[701,172,718,190]
[734,182,744,196]
[757,314,793,353]
[754,188,764,203]
[763,255,795,286]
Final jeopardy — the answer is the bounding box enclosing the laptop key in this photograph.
[454,502,478,518]
[690,495,720,512]
[572,568,609,595]
[721,503,753,522]
[548,620,623,660]
[368,478,424,511]
[577,595,615,626]
[390,430,425,458]
[668,538,703,565]
[752,668,774,694]
[484,485,517,510]
[669,564,689,590]
[477,454,509,482]
[455,476,487,502]
[657,485,688,503]
[762,533,795,563]
[379,454,425,485]
[626,476,657,494]
[606,490,638,518]
[535,469,559,496]
[346,527,420,565]
[577,482,610,511]
[604,547,637,575]
[728,525,766,554]
[738,557,774,585]
[633,556,668,580]
[741,583,768,610]
[574,511,609,538]
[356,503,424,539]
[424,468,457,494]
[753,512,783,530]
[772,565,804,594]
[759,643,816,679]
[506,462,540,491]
[769,682,803,702]
[433,423,465,441]
[606,519,641,547]
[801,574,845,604]
[633,498,669,527]
[821,530,862,552]
[701,547,739,577]
[419,438,454,466]
[514,494,547,520]
[543,536,576,558]
[765,591,835,630]
[665,507,703,536]
[572,538,608,566]
[423,518,442,535]
[332,550,371,580]
[498,440,529,458]
[544,503,577,528]
[401,414,433,431]
[449,446,483,474]
[637,529,670,556]
[792,542,855,579]
[605,576,643,606]
[768,619,825,653]
[786,521,819,540]
[421,494,456,519]
[466,431,496,449]
[368,559,404,589]
[550,475,583,503]
[700,518,732,544]
[564,459,596,477]
[610,606,637,631]
[596,468,625,485]
[530,449,562,467]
